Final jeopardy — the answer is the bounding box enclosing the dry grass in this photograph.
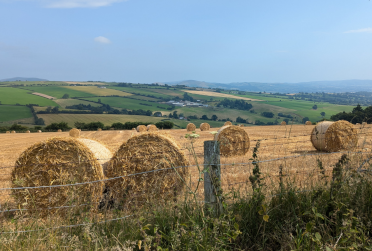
[0,124,371,207]
[184,90,263,101]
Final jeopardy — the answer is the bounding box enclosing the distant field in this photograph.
[0,105,33,122]
[82,97,173,111]
[21,86,96,99]
[64,86,132,97]
[0,87,58,106]
[65,81,109,86]
[54,99,102,108]
[2,81,68,86]
[184,90,263,101]
[108,87,172,99]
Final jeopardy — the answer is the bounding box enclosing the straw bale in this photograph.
[57,129,62,132]
[132,128,136,130]
[11,137,112,215]
[26,130,30,133]
[69,128,80,138]
[136,125,147,132]
[6,131,10,134]
[105,132,189,206]
[224,121,232,126]
[11,131,16,134]
[281,121,287,125]
[305,121,312,125]
[186,123,196,131]
[200,123,210,131]
[38,130,42,133]
[97,128,102,131]
[239,124,244,127]
[362,122,367,126]
[311,120,358,152]
[214,125,250,157]
[147,124,158,132]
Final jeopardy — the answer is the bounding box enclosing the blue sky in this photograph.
[0,0,371,83]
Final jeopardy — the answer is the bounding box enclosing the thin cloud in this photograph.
[46,0,126,8]
[94,36,111,44]
[344,28,372,34]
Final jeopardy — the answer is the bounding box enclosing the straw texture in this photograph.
[281,121,287,125]
[11,137,111,215]
[224,121,232,126]
[186,123,196,132]
[106,132,189,206]
[200,123,210,131]
[69,128,80,138]
[311,120,358,152]
[214,125,250,157]
[305,121,312,125]
[136,125,147,132]
[147,124,158,132]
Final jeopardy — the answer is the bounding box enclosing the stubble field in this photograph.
[1,124,371,207]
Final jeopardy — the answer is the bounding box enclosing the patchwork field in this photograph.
[0,105,33,122]
[54,99,102,108]
[65,86,132,97]
[184,90,263,101]
[21,86,96,99]
[0,87,58,106]
[81,97,173,111]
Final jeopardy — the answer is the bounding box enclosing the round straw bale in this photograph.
[11,137,112,215]
[281,121,287,125]
[11,131,16,134]
[311,120,358,152]
[362,122,367,126]
[239,124,244,127]
[147,124,158,132]
[200,123,210,131]
[136,125,147,132]
[6,131,10,134]
[38,130,42,133]
[214,125,250,157]
[57,129,62,132]
[305,121,312,125]
[186,123,196,131]
[224,121,232,126]
[106,132,189,206]
[26,130,30,133]
[132,128,136,130]
[69,128,80,138]
[97,128,102,131]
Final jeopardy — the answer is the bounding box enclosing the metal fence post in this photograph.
[204,140,223,215]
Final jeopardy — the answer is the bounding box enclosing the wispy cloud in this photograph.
[344,28,372,34]
[94,36,111,44]
[42,0,126,8]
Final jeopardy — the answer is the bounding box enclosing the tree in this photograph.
[302,117,310,124]
[62,94,70,99]
[320,112,326,117]
[261,112,274,118]
[172,111,178,119]
[211,115,218,121]
[98,99,102,103]
[312,105,318,110]
[153,111,162,117]
[51,106,59,113]
[201,115,209,120]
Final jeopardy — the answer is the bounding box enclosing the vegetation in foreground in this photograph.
[1,148,372,250]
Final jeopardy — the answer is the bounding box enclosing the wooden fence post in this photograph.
[204,140,223,215]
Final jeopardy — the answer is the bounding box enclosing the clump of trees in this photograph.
[216,99,253,110]
[331,104,372,124]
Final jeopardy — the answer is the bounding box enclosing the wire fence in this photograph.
[0,127,372,235]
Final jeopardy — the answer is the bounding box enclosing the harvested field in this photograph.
[32,92,56,100]
[184,90,263,101]
[64,86,132,97]
[0,124,371,207]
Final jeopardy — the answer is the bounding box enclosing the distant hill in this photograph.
[0,77,48,82]
[164,79,372,93]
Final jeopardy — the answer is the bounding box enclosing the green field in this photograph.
[108,87,173,99]
[54,99,102,108]
[82,97,173,111]
[0,105,33,122]
[20,86,97,99]
[2,81,69,86]
[0,87,58,106]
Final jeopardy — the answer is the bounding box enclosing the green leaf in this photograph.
[263,215,269,222]
[325,247,333,251]
[306,222,313,232]
[234,222,239,230]
[315,213,324,220]
[315,232,322,241]
[258,210,264,215]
